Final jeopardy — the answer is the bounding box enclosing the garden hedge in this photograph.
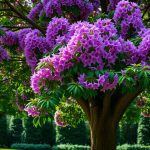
[138,115,150,145]
[11,143,51,150]
[52,144,150,150]
[56,122,88,145]
[52,144,90,150]
[117,144,150,150]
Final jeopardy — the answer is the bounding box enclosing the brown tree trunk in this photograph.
[90,118,117,150]
[77,89,142,150]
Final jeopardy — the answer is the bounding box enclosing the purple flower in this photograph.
[46,17,70,48]
[24,29,50,71]
[0,31,18,46]
[0,46,9,62]
[28,3,43,20]
[24,106,40,117]
[113,0,144,37]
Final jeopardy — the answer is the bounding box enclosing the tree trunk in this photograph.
[77,89,142,150]
[90,119,117,150]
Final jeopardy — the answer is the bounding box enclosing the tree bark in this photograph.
[90,119,117,150]
[77,89,142,150]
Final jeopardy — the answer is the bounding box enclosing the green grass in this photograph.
[0,149,17,150]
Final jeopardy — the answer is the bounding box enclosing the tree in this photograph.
[0,0,150,150]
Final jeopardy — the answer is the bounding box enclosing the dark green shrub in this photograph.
[52,144,90,150]
[119,123,138,144]
[117,144,150,150]
[22,117,56,146]
[0,114,8,147]
[138,115,150,145]
[41,121,56,146]
[9,117,23,145]
[56,122,88,145]
[11,143,51,150]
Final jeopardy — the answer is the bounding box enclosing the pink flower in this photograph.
[24,106,40,117]
[54,111,67,127]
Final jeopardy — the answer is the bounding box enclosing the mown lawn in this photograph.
[0,149,17,150]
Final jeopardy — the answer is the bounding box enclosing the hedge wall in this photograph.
[117,144,150,150]
[138,115,150,145]
[52,144,90,150]
[56,122,88,145]
[11,143,51,150]
[0,114,8,147]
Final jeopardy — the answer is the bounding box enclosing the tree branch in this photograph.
[4,0,45,34]
[142,4,150,18]
[77,99,91,122]
[0,8,11,11]
[100,0,109,13]
[1,25,32,29]
[113,88,142,123]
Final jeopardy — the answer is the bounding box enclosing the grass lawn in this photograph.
[0,149,17,150]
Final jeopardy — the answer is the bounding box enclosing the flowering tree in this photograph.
[0,0,150,150]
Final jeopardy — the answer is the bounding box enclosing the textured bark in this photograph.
[90,116,117,150]
[78,89,142,150]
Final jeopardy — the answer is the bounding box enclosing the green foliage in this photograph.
[138,115,150,145]
[8,117,23,145]
[0,114,8,147]
[66,82,97,100]
[57,99,85,127]
[56,122,88,145]
[118,64,150,93]
[52,144,90,150]
[118,123,138,145]
[11,143,51,150]
[117,144,150,150]
[22,117,56,145]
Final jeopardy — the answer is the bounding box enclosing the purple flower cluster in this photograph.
[108,0,121,10]
[138,28,150,38]
[28,3,43,20]
[0,31,18,46]
[0,46,9,62]
[24,30,50,70]
[31,18,145,94]
[120,39,138,64]
[78,73,118,91]
[42,0,99,20]
[113,0,144,37]
[67,23,105,69]
[138,34,150,62]
[46,17,70,48]
[54,111,67,127]
[24,106,40,117]
[31,68,53,94]
[18,28,32,49]
[94,19,117,39]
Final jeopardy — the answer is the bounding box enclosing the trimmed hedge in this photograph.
[11,143,51,150]
[52,144,90,150]
[0,114,8,146]
[56,122,88,145]
[138,115,150,145]
[117,144,150,150]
